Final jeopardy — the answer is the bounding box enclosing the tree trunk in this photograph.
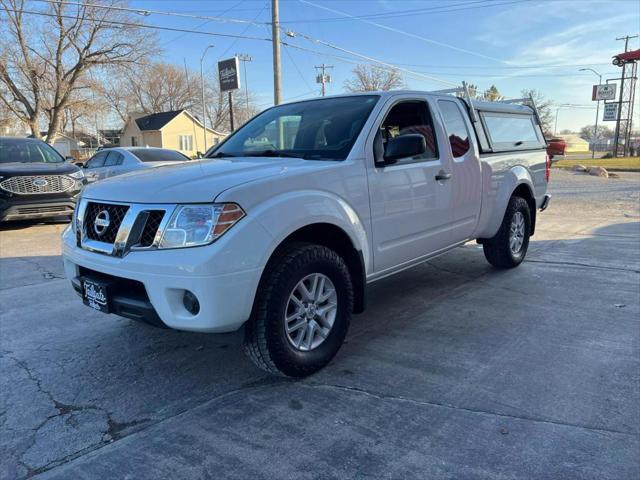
[28,117,41,139]
[46,109,63,145]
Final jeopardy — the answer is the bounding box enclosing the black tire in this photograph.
[482,196,531,269]
[243,242,354,377]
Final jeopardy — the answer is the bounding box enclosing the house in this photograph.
[120,110,226,157]
[28,132,80,158]
[99,129,122,147]
[556,134,590,153]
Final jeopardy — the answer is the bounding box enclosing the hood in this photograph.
[82,157,327,204]
[0,161,80,176]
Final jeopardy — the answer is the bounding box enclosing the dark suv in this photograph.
[0,137,85,221]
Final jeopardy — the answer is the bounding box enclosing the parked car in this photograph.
[546,137,567,162]
[0,137,85,222]
[62,91,550,377]
[82,147,191,183]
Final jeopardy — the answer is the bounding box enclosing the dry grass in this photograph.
[554,156,640,171]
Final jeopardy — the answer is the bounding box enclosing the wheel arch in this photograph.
[261,222,366,314]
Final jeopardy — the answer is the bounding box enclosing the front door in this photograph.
[366,98,454,274]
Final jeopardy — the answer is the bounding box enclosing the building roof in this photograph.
[135,110,183,131]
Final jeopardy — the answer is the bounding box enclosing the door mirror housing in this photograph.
[383,134,426,164]
[74,162,85,168]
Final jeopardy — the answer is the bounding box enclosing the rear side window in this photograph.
[438,100,470,158]
[104,151,124,166]
[130,149,190,162]
[481,113,542,150]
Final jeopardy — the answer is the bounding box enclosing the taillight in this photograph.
[545,154,550,182]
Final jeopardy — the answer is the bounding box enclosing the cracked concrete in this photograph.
[1,170,639,479]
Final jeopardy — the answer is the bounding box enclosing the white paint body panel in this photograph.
[62,91,548,332]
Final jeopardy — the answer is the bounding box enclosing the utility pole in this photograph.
[580,68,602,159]
[613,34,639,157]
[236,53,252,114]
[271,0,282,105]
[315,64,333,96]
[200,44,215,153]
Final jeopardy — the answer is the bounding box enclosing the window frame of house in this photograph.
[178,135,194,151]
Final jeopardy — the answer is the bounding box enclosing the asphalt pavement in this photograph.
[1,169,638,479]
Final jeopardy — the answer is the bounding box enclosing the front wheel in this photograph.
[482,196,531,269]
[243,243,353,377]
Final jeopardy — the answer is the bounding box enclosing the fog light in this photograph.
[183,290,200,315]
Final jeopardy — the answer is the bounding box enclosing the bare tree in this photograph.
[344,64,404,92]
[0,0,154,143]
[521,88,554,136]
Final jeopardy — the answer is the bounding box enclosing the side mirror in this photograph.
[383,134,426,165]
[74,162,85,168]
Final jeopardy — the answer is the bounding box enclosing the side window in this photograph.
[104,152,124,166]
[86,151,108,168]
[438,100,470,158]
[481,113,542,150]
[377,101,438,163]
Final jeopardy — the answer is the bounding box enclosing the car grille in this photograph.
[0,175,75,195]
[84,202,129,244]
[139,211,165,247]
[16,205,72,215]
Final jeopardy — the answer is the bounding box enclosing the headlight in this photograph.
[68,170,84,179]
[158,203,245,249]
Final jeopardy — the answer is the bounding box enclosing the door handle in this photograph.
[435,171,452,181]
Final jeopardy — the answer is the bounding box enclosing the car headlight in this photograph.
[158,203,245,249]
[68,170,84,180]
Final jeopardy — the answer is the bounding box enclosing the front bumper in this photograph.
[1,198,76,221]
[61,221,271,333]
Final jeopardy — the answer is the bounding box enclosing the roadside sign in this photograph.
[592,84,616,101]
[603,103,618,121]
[218,57,240,92]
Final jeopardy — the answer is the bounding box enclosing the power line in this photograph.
[3,8,272,42]
[284,0,528,23]
[298,0,510,64]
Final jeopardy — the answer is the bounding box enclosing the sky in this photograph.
[131,0,640,132]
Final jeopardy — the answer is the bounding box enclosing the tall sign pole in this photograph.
[236,53,253,113]
[582,68,602,158]
[218,57,241,132]
[271,0,282,105]
[613,35,639,157]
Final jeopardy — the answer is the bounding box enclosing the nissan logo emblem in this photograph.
[93,210,111,236]
[32,178,48,187]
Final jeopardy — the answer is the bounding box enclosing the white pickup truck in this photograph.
[62,89,551,377]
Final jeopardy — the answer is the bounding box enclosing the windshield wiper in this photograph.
[246,150,307,159]
[209,152,236,158]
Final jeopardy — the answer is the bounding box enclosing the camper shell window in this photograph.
[480,112,544,152]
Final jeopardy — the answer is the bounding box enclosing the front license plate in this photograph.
[83,278,110,313]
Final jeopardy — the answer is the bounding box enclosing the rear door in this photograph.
[436,99,482,242]
[365,97,455,273]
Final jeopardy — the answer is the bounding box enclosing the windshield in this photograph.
[0,138,64,163]
[208,95,379,161]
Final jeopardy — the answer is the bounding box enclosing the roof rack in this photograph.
[428,83,478,123]
[430,84,543,129]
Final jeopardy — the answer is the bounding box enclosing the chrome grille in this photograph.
[77,199,174,257]
[0,175,75,195]
[139,211,165,247]
[84,202,129,244]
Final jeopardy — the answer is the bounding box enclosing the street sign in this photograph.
[218,57,240,92]
[592,84,616,101]
[603,103,618,121]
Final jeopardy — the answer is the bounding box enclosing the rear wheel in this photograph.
[482,196,531,269]
[243,243,353,377]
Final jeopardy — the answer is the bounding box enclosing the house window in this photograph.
[131,136,138,146]
[178,135,193,151]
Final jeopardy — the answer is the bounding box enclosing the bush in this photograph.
[602,152,614,158]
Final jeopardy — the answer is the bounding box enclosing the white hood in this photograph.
[81,157,320,204]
